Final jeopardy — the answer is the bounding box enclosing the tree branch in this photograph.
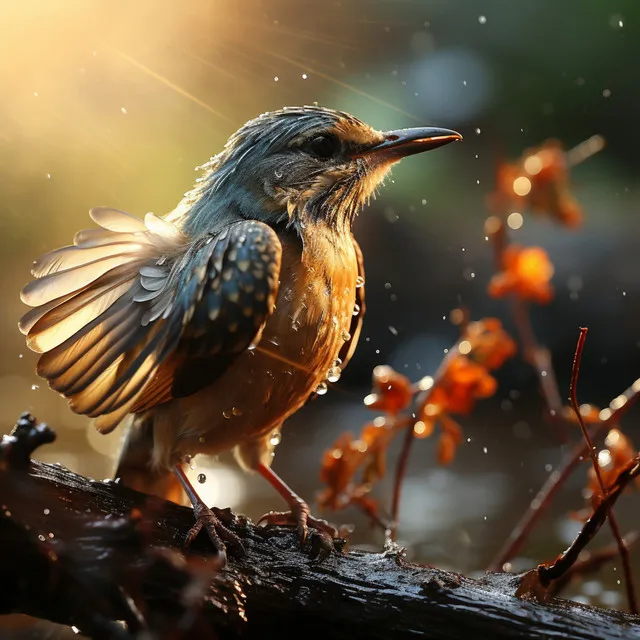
[1,415,639,640]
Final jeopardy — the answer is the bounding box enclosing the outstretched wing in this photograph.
[19,208,282,433]
[336,235,365,371]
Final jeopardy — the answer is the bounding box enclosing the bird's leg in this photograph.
[256,463,344,558]
[172,464,245,562]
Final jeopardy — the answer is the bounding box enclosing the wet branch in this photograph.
[2,414,640,640]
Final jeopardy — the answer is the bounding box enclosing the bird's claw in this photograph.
[185,501,246,563]
[257,499,347,559]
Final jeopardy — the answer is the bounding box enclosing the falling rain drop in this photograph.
[197,473,207,484]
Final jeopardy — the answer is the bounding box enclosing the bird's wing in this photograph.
[336,235,365,371]
[19,208,282,433]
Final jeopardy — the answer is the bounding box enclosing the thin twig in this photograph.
[353,498,391,533]
[490,373,640,572]
[569,328,637,613]
[548,531,640,597]
[389,334,465,541]
[488,437,591,572]
[487,217,567,436]
[538,454,640,586]
[389,424,416,540]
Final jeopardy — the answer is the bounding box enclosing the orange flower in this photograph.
[429,357,498,415]
[488,245,554,304]
[414,355,498,465]
[364,365,413,415]
[463,318,517,370]
[318,420,397,511]
[318,432,366,510]
[490,140,584,227]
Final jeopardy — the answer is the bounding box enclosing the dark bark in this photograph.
[1,414,640,640]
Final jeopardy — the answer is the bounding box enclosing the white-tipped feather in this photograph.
[90,207,148,233]
[74,229,143,248]
[26,279,134,353]
[20,211,282,441]
[20,254,144,307]
[145,212,184,243]
[19,290,79,335]
[32,242,146,278]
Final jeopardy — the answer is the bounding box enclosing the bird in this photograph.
[19,105,461,561]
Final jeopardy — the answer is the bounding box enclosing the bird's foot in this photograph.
[185,501,246,564]
[257,497,348,560]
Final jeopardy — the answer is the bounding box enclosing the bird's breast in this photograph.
[158,228,359,463]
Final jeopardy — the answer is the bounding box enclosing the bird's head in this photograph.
[178,106,461,235]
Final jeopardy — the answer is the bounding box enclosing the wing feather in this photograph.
[20,210,281,435]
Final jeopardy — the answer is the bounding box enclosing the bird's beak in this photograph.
[353,127,462,162]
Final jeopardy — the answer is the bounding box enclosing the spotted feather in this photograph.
[19,210,282,434]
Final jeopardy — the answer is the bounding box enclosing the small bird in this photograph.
[19,106,460,560]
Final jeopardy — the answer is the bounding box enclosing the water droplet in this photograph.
[274,169,283,179]
[475,127,481,135]
[355,276,365,288]
[31,384,39,391]
[199,436,206,443]
[274,76,279,82]
[291,319,301,332]
[353,303,360,316]
[342,330,351,341]
[43,508,50,515]
[120,106,128,114]
[232,406,243,416]
[478,15,487,24]
[197,473,206,484]
[315,381,328,395]
[18,354,23,359]
[270,431,282,446]
[388,326,398,336]
[223,409,232,419]
[268,336,280,348]
[38,534,45,542]
[327,366,341,383]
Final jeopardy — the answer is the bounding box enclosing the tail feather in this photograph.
[115,416,186,504]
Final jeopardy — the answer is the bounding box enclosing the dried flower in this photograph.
[490,140,583,227]
[488,245,554,304]
[364,365,413,415]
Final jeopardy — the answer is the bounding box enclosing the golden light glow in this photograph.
[507,212,523,230]
[458,340,472,355]
[523,154,543,175]
[512,176,532,196]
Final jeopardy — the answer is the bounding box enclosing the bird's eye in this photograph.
[304,134,340,159]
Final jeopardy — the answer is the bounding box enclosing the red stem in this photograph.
[569,328,637,613]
